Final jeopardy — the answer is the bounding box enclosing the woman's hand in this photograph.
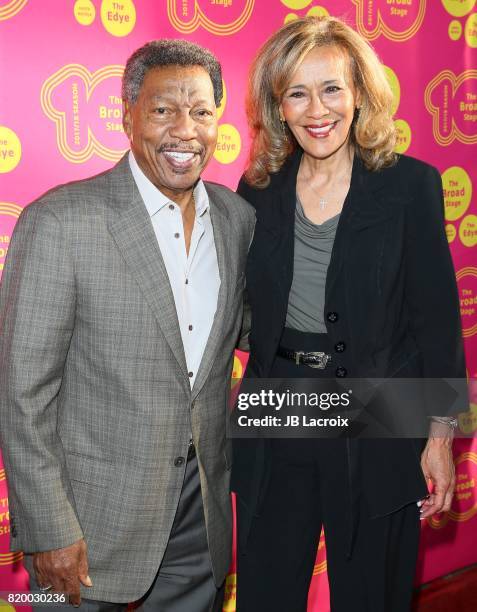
[419,427,455,519]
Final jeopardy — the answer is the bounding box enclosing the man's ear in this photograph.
[123,101,132,140]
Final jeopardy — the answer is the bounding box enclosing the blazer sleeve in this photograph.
[0,202,84,552]
[235,176,257,353]
[404,164,466,384]
[237,289,252,353]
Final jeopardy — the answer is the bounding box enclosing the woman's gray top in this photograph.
[285,195,340,333]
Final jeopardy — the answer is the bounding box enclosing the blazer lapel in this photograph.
[275,152,301,300]
[325,155,399,301]
[106,156,188,379]
[191,186,231,400]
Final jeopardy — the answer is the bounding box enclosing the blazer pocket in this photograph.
[65,452,116,488]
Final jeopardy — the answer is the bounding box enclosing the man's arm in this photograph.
[236,287,251,353]
[0,202,83,550]
[235,182,256,353]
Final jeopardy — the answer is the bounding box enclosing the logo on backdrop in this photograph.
[100,0,136,36]
[441,0,476,18]
[425,69,477,146]
[231,355,243,389]
[352,0,426,41]
[0,203,23,282]
[167,0,254,35]
[441,166,473,246]
[313,528,327,576]
[280,0,330,23]
[442,0,477,47]
[223,573,236,611]
[0,126,21,174]
[0,0,28,21]
[213,79,242,165]
[456,267,477,337]
[41,64,128,164]
[72,1,136,35]
[0,467,22,565]
[383,65,412,154]
[459,403,477,436]
[428,451,477,528]
[463,12,477,47]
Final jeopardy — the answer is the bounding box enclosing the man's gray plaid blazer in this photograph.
[0,154,254,602]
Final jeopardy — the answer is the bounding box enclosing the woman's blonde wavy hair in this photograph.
[244,16,397,188]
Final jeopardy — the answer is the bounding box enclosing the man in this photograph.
[0,40,253,611]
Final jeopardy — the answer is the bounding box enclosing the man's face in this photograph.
[123,65,218,201]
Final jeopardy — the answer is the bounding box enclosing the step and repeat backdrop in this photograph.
[0,1,476,610]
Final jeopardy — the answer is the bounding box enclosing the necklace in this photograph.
[312,184,336,210]
[308,166,352,211]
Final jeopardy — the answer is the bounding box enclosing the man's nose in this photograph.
[169,111,196,140]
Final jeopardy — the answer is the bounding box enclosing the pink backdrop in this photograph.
[1,1,476,610]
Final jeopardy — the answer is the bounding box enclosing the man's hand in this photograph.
[419,432,455,519]
[33,538,92,607]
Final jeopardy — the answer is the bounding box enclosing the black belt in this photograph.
[277,345,332,369]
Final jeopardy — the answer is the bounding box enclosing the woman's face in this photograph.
[279,45,360,161]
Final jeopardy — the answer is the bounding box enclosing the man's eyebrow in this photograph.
[148,94,214,106]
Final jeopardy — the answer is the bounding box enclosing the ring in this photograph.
[39,585,53,592]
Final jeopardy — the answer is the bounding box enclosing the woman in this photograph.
[232,16,465,612]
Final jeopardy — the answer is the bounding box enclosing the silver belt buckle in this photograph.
[306,351,329,369]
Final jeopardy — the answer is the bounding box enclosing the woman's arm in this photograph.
[403,162,465,518]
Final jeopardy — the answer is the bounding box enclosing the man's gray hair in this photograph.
[122,39,223,106]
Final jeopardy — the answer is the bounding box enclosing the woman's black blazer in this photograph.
[232,150,466,548]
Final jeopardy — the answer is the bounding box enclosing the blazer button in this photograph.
[174,456,185,467]
[335,366,347,378]
[334,341,346,353]
[326,312,339,323]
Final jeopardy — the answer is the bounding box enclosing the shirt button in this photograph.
[327,312,339,323]
[335,366,347,378]
[188,371,194,378]
[174,233,180,238]
[169,204,174,210]
[334,342,346,353]
[185,279,189,285]
[174,456,185,467]
[188,325,193,331]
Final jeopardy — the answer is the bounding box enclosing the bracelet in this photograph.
[429,416,458,429]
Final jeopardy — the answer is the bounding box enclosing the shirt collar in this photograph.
[128,150,210,218]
